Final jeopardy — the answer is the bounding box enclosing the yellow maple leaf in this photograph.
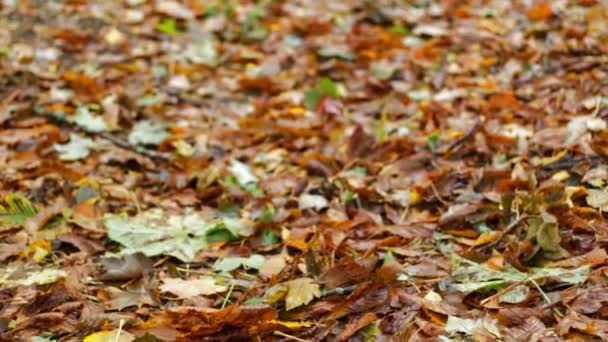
[284,277,320,311]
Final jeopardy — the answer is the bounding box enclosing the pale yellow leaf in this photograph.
[269,320,314,328]
[284,277,320,310]
[160,276,227,298]
[83,330,134,342]
[587,189,608,211]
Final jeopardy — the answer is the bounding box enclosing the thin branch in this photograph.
[481,215,527,250]
[32,106,171,162]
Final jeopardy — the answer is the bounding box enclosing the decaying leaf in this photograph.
[525,210,569,260]
[499,285,529,304]
[451,255,589,294]
[104,286,155,311]
[99,253,154,281]
[444,315,501,338]
[3,0,608,340]
[0,265,67,287]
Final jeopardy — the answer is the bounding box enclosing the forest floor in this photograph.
[1,0,608,341]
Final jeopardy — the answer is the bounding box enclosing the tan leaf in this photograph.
[586,189,608,211]
[259,254,287,278]
[160,277,227,298]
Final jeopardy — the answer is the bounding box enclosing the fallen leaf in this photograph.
[103,209,211,262]
[105,286,154,311]
[571,287,608,314]
[54,133,95,160]
[265,277,320,311]
[0,265,67,287]
[160,277,227,298]
[451,255,589,294]
[74,106,109,133]
[156,0,194,19]
[527,2,553,21]
[83,330,135,342]
[444,315,501,338]
[586,189,608,211]
[259,254,287,278]
[128,120,169,147]
[298,193,328,211]
[99,253,154,281]
[24,197,66,233]
[499,285,530,304]
[213,254,265,273]
[184,40,219,67]
[0,193,37,226]
[227,159,259,188]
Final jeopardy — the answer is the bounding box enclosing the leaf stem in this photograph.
[221,281,236,309]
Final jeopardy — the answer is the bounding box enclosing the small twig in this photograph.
[113,319,125,342]
[482,215,527,250]
[32,107,171,162]
[273,330,312,342]
[153,256,170,268]
[429,182,449,206]
[529,278,564,317]
[436,119,481,155]
[320,285,357,297]
[480,278,526,305]
[221,281,236,309]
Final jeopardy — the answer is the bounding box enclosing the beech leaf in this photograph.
[160,277,227,298]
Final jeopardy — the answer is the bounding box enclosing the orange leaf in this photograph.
[527,2,553,21]
[473,231,501,246]
[488,92,522,110]
[445,229,479,238]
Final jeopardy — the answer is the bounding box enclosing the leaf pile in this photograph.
[1,0,608,341]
